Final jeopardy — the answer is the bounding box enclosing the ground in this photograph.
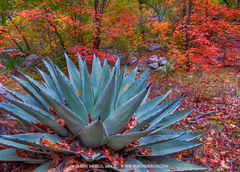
[0,65,240,171]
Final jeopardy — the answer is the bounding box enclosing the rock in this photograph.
[148,43,165,52]
[23,54,42,70]
[148,62,159,69]
[128,57,138,65]
[156,66,166,72]
[156,64,174,72]
[158,57,168,66]
[146,55,159,64]
[137,64,146,72]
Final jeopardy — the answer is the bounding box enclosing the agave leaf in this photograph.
[11,75,49,110]
[147,157,208,171]
[0,138,48,154]
[17,69,62,105]
[114,64,126,109]
[3,88,43,109]
[131,96,184,133]
[148,97,185,129]
[42,58,64,100]
[79,119,108,148]
[82,60,94,114]
[136,89,173,117]
[91,55,102,101]
[140,86,151,106]
[80,153,106,162]
[96,58,111,99]
[0,102,44,132]
[0,148,46,163]
[1,133,74,154]
[125,132,188,152]
[121,66,138,89]
[104,87,150,135]
[2,95,69,137]
[152,109,194,133]
[77,51,85,74]
[117,71,149,107]
[154,130,192,135]
[140,140,203,157]
[175,133,204,141]
[109,129,153,151]
[138,158,171,172]
[92,71,116,121]
[24,84,85,134]
[120,158,149,172]
[65,52,82,93]
[33,161,52,172]
[49,60,88,123]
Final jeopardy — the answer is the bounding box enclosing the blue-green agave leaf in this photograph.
[2,95,69,137]
[140,140,203,157]
[33,161,52,172]
[91,55,103,101]
[104,86,150,135]
[0,149,46,163]
[82,60,94,114]
[136,89,173,117]
[147,157,208,171]
[109,129,153,151]
[50,60,88,123]
[0,138,47,154]
[25,84,85,134]
[152,109,194,133]
[92,71,116,121]
[65,52,82,93]
[79,119,108,148]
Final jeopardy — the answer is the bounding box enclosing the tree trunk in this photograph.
[185,0,193,71]
[93,0,108,50]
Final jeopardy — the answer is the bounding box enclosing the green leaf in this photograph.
[79,119,108,148]
[82,60,94,114]
[3,87,44,109]
[117,71,149,107]
[1,133,74,154]
[175,133,204,141]
[24,84,85,135]
[49,60,88,123]
[0,138,47,154]
[2,95,69,137]
[104,86,150,135]
[11,75,49,110]
[114,64,126,109]
[42,58,64,100]
[140,140,203,157]
[136,89,172,117]
[152,109,194,133]
[109,129,153,151]
[131,97,184,133]
[33,161,52,172]
[120,158,149,172]
[91,55,102,101]
[0,102,44,132]
[92,71,116,121]
[147,157,207,171]
[148,97,185,129]
[122,66,138,89]
[65,52,82,93]
[0,149,46,163]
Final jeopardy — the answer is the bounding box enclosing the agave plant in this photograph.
[0,52,207,171]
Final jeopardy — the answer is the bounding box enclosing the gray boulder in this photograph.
[148,43,165,52]
[23,54,42,69]
[128,57,138,65]
[158,57,168,66]
[146,55,159,64]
